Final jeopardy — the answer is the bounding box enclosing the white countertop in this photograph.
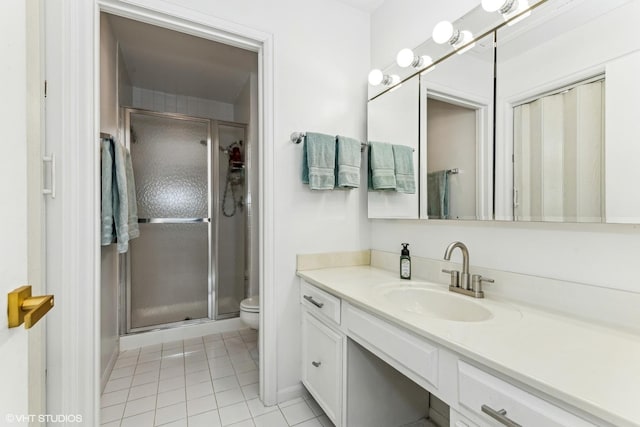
[297,265,640,427]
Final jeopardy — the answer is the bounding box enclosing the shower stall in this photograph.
[121,108,250,333]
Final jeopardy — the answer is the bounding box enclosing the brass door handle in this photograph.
[8,285,54,329]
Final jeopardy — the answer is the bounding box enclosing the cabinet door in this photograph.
[302,310,343,426]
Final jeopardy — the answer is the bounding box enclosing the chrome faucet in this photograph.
[444,241,471,290]
[442,241,493,298]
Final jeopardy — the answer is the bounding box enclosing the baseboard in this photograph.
[119,318,245,351]
[101,340,120,394]
[277,382,307,404]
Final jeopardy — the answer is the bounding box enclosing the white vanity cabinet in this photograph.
[299,279,608,427]
[300,282,345,426]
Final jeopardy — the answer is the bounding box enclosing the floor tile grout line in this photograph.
[104,329,330,427]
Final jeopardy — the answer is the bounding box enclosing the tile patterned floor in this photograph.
[101,328,334,427]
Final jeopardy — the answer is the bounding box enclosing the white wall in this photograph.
[155,0,371,399]
[131,87,234,121]
[370,1,640,299]
[99,13,120,389]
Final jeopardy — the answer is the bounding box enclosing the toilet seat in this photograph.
[240,296,259,312]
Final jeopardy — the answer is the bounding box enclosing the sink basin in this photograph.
[373,283,493,322]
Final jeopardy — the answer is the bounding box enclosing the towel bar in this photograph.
[291,132,417,152]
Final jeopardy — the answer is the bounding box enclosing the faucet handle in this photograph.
[442,269,460,288]
[471,274,494,292]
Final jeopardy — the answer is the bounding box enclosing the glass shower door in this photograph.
[127,110,212,330]
[216,123,247,318]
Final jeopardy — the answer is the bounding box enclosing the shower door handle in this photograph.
[138,218,211,224]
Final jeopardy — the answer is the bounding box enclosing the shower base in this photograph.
[120,317,244,351]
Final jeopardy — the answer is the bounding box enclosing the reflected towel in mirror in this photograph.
[427,170,449,219]
[392,144,415,194]
[368,141,396,190]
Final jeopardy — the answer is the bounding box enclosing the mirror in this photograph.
[367,0,640,223]
[495,0,640,223]
[419,32,495,220]
[367,76,420,219]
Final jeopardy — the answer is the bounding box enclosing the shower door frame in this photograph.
[122,108,219,333]
[213,120,251,320]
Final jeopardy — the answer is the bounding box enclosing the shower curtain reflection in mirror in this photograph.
[513,79,604,223]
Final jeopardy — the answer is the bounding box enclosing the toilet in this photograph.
[240,296,259,330]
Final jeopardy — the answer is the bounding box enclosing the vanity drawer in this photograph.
[458,361,597,427]
[301,310,343,426]
[345,304,438,389]
[301,281,341,325]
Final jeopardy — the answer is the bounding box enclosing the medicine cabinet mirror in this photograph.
[367,76,420,219]
[367,0,640,224]
[419,32,494,221]
[495,0,640,224]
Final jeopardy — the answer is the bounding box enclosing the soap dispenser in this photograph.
[400,243,411,280]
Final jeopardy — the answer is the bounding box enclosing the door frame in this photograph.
[46,0,276,424]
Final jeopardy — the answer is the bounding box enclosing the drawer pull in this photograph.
[481,405,521,427]
[304,295,324,308]
[311,361,322,368]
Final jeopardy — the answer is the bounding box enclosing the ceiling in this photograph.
[107,14,258,104]
[336,0,384,12]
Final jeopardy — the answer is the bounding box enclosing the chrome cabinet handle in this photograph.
[303,295,324,308]
[311,361,321,367]
[481,405,521,427]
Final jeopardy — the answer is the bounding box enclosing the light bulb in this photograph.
[432,21,454,45]
[368,69,384,86]
[456,31,476,54]
[417,56,435,74]
[396,48,415,68]
[482,0,506,12]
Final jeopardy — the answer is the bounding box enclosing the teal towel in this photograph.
[336,135,361,189]
[101,138,115,245]
[427,170,449,219]
[124,148,139,240]
[113,141,130,253]
[368,141,396,190]
[302,132,336,190]
[393,144,415,194]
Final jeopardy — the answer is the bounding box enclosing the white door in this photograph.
[0,0,47,425]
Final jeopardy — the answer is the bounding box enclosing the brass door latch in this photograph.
[8,285,54,329]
